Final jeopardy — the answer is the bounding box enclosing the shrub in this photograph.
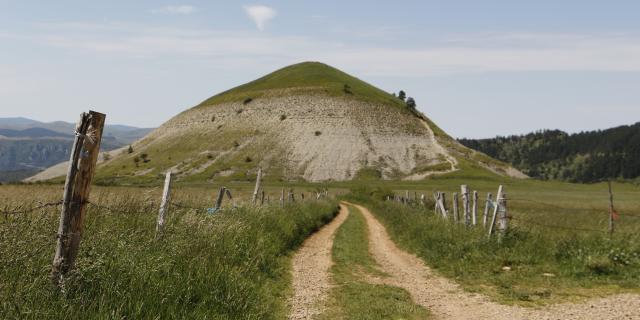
[245,156,253,163]
[243,98,253,105]
[314,131,322,136]
[280,114,287,121]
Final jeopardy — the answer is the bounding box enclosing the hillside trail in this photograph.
[345,202,640,320]
[288,204,349,320]
[404,119,459,181]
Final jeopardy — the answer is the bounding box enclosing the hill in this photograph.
[35,62,524,184]
[458,122,640,183]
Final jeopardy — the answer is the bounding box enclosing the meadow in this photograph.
[342,176,640,305]
[0,184,338,319]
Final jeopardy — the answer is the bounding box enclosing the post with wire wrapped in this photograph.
[51,110,106,289]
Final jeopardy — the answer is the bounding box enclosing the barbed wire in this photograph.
[0,200,63,215]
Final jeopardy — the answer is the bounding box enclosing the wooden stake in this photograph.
[452,192,459,222]
[251,167,262,204]
[472,191,478,225]
[214,186,226,210]
[608,181,615,235]
[461,185,470,226]
[488,185,504,237]
[260,190,265,205]
[483,193,493,228]
[497,193,508,236]
[51,111,105,287]
[156,171,173,239]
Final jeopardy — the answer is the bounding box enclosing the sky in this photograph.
[1,1,640,138]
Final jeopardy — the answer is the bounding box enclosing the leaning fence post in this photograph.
[214,186,226,210]
[461,185,470,226]
[225,189,235,207]
[452,193,459,222]
[483,193,493,228]
[488,185,504,237]
[251,167,262,204]
[156,171,173,239]
[51,111,105,287]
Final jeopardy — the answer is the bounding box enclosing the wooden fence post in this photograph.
[472,191,478,225]
[281,188,285,207]
[497,193,508,235]
[251,167,262,204]
[260,190,265,205]
[225,189,235,207]
[214,186,226,210]
[483,193,493,228]
[156,171,173,239]
[452,192,459,222]
[488,185,504,237]
[461,185,470,226]
[51,111,105,287]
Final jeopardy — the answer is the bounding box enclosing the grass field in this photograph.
[0,184,338,319]
[2,172,639,317]
[342,177,640,306]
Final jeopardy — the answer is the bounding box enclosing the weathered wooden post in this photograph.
[225,189,235,207]
[288,189,295,202]
[608,181,615,235]
[214,186,226,210]
[251,167,262,204]
[51,111,105,287]
[301,192,305,201]
[433,192,440,215]
[405,190,409,204]
[452,192,459,222]
[281,188,285,207]
[260,190,265,205]
[497,193,508,235]
[461,185,470,226]
[488,185,504,237]
[483,193,493,227]
[472,191,478,225]
[156,171,173,239]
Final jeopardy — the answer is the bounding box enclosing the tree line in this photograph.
[458,122,640,183]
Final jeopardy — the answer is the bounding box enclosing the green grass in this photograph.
[343,185,640,306]
[318,205,430,319]
[196,62,408,110]
[0,185,338,319]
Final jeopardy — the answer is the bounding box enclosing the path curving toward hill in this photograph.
[347,202,640,320]
[288,204,349,320]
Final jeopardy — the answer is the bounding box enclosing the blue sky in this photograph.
[1,1,639,138]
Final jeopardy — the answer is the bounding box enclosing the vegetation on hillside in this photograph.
[0,185,338,319]
[459,123,640,183]
[197,62,408,109]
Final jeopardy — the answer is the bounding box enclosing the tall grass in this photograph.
[0,185,338,319]
[344,189,640,305]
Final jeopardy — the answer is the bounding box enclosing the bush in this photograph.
[280,114,287,121]
[314,131,322,136]
[243,97,253,105]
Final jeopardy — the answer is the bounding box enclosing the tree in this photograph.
[133,156,140,167]
[127,145,134,154]
[141,153,149,163]
[398,90,406,101]
[406,97,416,109]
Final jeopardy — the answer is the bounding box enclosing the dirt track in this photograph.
[288,205,349,320]
[348,202,640,320]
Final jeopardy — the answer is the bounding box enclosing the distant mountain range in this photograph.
[0,117,153,182]
[459,122,640,183]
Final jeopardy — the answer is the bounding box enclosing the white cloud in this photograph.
[243,5,276,31]
[152,5,196,15]
[10,23,640,76]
